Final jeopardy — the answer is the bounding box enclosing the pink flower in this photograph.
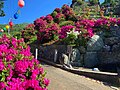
[31,69,39,79]
[15,60,29,73]
[109,17,117,25]
[117,19,120,25]
[7,69,13,81]
[59,25,74,39]
[45,14,53,23]
[0,35,50,89]
[8,48,18,55]
[20,46,31,56]
[43,78,50,86]
[55,8,61,13]
[42,88,48,90]
[87,28,94,37]
[0,44,8,53]
[6,55,13,61]
[0,82,6,89]
[0,61,4,71]
[39,67,44,74]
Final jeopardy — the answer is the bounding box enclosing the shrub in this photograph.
[61,4,77,21]
[76,0,84,5]
[34,18,61,44]
[117,18,120,26]
[45,14,54,23]
[21,24,37,44]
[59,25,75,39]
[0,34,50,90]
[94,17,117,33]
[54,13,65,23]
[59,21,75,27]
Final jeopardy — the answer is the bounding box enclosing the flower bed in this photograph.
[0,34,49,90]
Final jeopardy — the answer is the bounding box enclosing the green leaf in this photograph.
[26,71,29,77]
[0,76,5,82]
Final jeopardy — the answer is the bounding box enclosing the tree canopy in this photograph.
[0,1,5,17]
[89,0,99,5]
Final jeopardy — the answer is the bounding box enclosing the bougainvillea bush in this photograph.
[32,4,120,46]
[117,18,120,26]
[34,17,61,44]
[0,35,50,90]
[21,24,37,44]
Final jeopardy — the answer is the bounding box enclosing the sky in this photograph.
[0,0,104,24]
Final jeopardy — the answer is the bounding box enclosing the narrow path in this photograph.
[42,64,115,90]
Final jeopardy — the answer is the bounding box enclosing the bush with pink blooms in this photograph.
[21,24,37,44]
[34,16,61,44]
[22,4,120,46]
[0,35,50,90]
[117,18,120,26]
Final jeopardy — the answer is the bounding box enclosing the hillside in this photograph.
[0,23,28,35]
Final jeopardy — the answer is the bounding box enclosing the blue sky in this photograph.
[0,0,104,24]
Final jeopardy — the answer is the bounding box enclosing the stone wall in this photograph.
[38,45,72,63]
[85,26,120,68]
[36,26,120,70]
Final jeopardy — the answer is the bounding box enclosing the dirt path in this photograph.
[42,64,116,90]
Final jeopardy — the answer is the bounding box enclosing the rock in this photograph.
[87,35,104,52]
[92,68,99,71]
[59,53,72,68]
[84,52,99,68]
[117,67,120,76]
[104,37,120,46]
[95,31,104,38]
[39,45,68,62]
[103,45,111,52]
[112,44,120,52]
[62,53,69,65]
[98,52,120,64]
[110,26,120,37]
[70,48,83,67]
[78,46,86,54]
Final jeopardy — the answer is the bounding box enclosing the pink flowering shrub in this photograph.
[45,14,54,23]
[51,4,77,24]
[75,19,95,38]
[32,4,120,46]
[34,17,61,44]
[21,24,37,44]
[59,25,74,39]
[94,17,117,31]
[117,18,120,26]
[54,13,66,23]
[61,4,77,21]
[0,34,50,90]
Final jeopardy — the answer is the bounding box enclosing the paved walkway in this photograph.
[42,64,116,90]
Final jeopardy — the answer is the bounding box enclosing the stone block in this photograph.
[84,52,99,68]
[70,48,83,67]
[87,35,104,52]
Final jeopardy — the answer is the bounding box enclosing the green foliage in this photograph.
[89,0,99,5]
[0,2,5,16]
[13,32,22,39]
[11,23,28,35]
[0,23,28,36]
[59,21,75,27]
[75,36,88,47]
[101,0,119,11]
[62,32,77,45]
[76,0,84,5]
[51,11,58,18]
[21,24,37,44]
